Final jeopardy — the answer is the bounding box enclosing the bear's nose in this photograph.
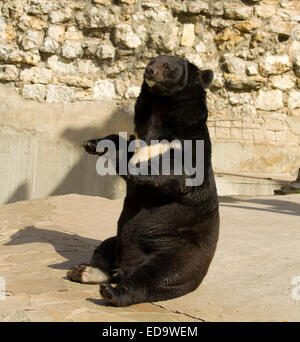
[145,65,156,77]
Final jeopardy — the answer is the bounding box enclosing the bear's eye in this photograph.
[163,63,170,69]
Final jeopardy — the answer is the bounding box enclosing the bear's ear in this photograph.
[198,69,214,89]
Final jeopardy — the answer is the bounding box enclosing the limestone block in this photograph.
[2,0,25,19]
[47,25,65,42]
[269,75,295,90]
[223,2,252,20]
[0,43,14,61]
[266,16,295,37]
[195,42,207,53]
[20,29,44,50]
[61,40,83,59]
[16,50,41,66]
[208,1,224,16]
[22,84,47,101]
[105,60,127,76]
[246,63,259,76]
[40,36,60,54]
[82,37,102,56]
[288,90,300,111]
[20,67,52,84]
[0,64,18,81]
[255,89,284,111]
[163,26,179,52]
[188,1,209,14]
[0,17,16,41]
[149,21,179,52]
[170,0,188,13]
[223,56,246,74]
[96,41,116,59]
[255,4,276,18]
[49,8,73,24]
[114,24,142,49]
[47,56,77,74]
[76,5,115,29]
[24,0,55,15]
[93,79,116,101]
[181,24,195,47]
[259,55,292,76]
[76,60,100,74]
[64,26,83,41]
[228,92,252,106]
[46,85,74,103]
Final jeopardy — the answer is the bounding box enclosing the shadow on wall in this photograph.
[51,106,133,200]
[4,106,134,205]
[219,196,300,217]
[5,182,30,204]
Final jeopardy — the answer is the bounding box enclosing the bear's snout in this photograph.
[145,65,157,78]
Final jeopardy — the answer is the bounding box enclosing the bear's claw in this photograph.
[83,140,98,155]
[100,282,120,306]
[67,264,89,283]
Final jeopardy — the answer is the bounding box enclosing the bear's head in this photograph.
[144,55,213,96]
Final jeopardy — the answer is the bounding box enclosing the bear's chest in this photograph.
[140,98,174,143]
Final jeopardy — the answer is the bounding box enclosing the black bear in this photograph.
[67,55,220,306]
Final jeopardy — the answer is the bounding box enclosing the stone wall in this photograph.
[0,0,300,177]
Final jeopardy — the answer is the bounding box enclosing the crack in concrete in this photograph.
[150,302,206,322]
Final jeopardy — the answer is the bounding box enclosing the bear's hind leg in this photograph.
[67,237,118,284]
[99,250,200,306]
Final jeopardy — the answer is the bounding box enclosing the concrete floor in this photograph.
[0,194,299,322]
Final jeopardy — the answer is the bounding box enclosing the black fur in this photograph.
[67,55,220,306]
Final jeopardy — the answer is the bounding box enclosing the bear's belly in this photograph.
[117,195,198,255]
[116,200,218,270]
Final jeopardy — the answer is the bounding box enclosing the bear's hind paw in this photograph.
[67,264,108,284]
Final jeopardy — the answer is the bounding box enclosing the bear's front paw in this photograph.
[83,140,98,155]
[83,139,109,156]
